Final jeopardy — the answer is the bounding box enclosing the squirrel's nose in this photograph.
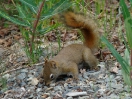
[45,82,50,86]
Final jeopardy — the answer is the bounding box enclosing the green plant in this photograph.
[0,60,7,92]
[0,0,72,63]
[0,77,7,92]
[101,0,132,88]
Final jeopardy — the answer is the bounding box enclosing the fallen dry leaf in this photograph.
[0,28,9,38]
[13,34,22,40]
[110,62,119,74]
[0,39,4,44]
[4,39,12,47]
[53,94,63,99]
[80,69,86,74]
[110,66,119,74]
[30,78,39,85]
[41,94,49,98]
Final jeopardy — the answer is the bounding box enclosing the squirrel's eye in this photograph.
[50,74,54,79]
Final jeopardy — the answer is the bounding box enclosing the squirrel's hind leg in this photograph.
[64,62,79,80]
[83,48,99,71]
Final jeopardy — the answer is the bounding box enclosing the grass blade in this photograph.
[0,11,29,26]
[120,0,132,48]
[38,23,60,35]
[19,0,37,13]
[124,18,132,48]
[120,0,130,19]
[16,5,31,25]
[101,36,130,74]
[41,0,72,20]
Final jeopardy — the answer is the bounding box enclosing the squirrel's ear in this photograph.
[51,61,57,69]
[44,57,48,67]
[44,57,48,63]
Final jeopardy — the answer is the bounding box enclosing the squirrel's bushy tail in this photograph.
[63,11,99,49]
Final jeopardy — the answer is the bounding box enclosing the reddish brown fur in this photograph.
[64,12,99,49]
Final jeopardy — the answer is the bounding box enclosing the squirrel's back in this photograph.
[63,11,99,49]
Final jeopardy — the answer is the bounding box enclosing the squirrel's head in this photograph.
[43,59,59,86]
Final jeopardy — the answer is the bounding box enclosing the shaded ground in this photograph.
[0,0,132,98]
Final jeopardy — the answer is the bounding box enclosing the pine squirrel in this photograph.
[43,11,99,86]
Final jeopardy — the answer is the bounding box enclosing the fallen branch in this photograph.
[0,62,44,76]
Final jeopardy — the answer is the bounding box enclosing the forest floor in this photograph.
[0,22,131,99]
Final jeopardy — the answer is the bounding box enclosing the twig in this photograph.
[30,0,45,53]
[11,0,16,7]
[0,62,44,76]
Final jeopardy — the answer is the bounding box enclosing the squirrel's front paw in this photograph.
[72,74,79,83]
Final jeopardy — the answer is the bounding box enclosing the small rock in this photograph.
[46,97,52,99]
[36,66,43,72]
[110,66,119,74]
[111,83,123,89]
[64,83,68,88]
[67,97,73,99]
[89,81,94,88]
[96,80,104,84]
[115,76,122,81]
[39,56,44,62]
[83,72,88,79]
[36,88,42,93]
[124,85,131,92]
[93,85,100,91]
[117,70,122,76]
[87,90,94,93]
[21,69,28,73]
[54,86,63,91]
[2,74,10,79]
[109,75,115,79]
[78,96,90,99]
[68,84,73,88]
[38,83,43,88]
[107,94,119,99]
[41,93,49,98]
[8,86,13,90]
[29,94,34,98]
[0,91,3,95]
[45,87,53,92]
[17,73,26,80]
[0,48,5,57]
[16,57,23,62]
[34,72,39,77]
[78,74,83,80]
[50,83,55,87]
[21,81,27,86]
[87,71,101,79]
[66,92,87,97]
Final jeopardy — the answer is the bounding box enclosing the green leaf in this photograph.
[129,0,132,7]
[19,0,37,13]
[16,5,31,26]
[120,0,130,20]
[120,0,132,48]
[124,18,132,48]
[101,36,130,74]
[122,69,132,86]
[0,11,29,26]
[38,23,60,35]
[41,0,72,20]
[124,49,130,64]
